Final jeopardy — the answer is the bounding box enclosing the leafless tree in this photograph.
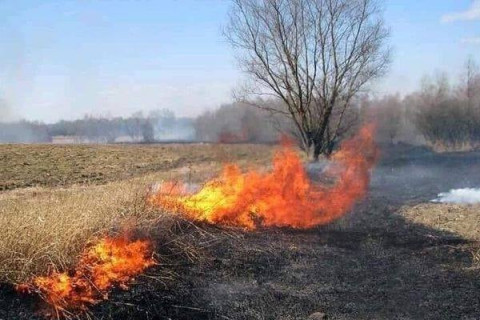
[463,56,480,107]
[225,0,391,160]
[413,64,480,152]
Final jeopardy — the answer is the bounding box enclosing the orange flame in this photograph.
[17,236,155,317]
[149,124,378,229]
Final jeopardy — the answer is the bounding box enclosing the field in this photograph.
[0,143,273,191]
[1,143,480,319]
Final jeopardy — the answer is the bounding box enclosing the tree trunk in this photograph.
[312,140,323,162]
[325,139,335,156]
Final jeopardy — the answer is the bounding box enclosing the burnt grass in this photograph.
[2,143,480,319]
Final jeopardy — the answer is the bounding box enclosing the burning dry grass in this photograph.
[3,140,480,318]
[0,181,148,284]
[0,130,377,317]
[150,125,377,229]
[0,171,228,317]
[0,131,376,317]
[0,144,273,285]
[17,236,156,317]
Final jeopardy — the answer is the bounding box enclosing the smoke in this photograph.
[0,100,49,143]
[194,102,283,143]
[0,99,18,123]
[432,188,480,204]
[0,109,198,143]
[153,116,195,141]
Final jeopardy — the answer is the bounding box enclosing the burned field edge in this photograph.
[4,210,480,320]
[1,142,480,319]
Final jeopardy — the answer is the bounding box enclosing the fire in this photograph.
[17,236,155,317]
[150,124,378,229]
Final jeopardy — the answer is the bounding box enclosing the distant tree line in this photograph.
[0,120,51,143]
[0,109,194,143]
[413,58,480,151]
[364,57,480,151]
[203,58,480,152]
[1,59,479,152]
[194,102,282,143]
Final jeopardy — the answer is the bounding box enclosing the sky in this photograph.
[0,0,479,123]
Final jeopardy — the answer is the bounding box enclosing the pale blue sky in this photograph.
[0,0,479,122]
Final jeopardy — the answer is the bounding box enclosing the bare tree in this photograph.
[125,111,144,141]
[413,67,480,152]
[225,0,390,160]
[463,56,480,107]
[141,119,155,143]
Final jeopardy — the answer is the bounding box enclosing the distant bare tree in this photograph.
[225,0,390,160]
[125,111,144,141]
[141,119,155,143]
[463,56,480,106]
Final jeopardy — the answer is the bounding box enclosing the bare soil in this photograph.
[1,143,480,319]
[0,143,273,191]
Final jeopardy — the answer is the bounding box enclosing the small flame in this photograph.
[149,124,378,229]
[17,236,155,317]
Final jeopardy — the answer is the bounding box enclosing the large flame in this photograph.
[150,124,378,229]
[17,236,155,317]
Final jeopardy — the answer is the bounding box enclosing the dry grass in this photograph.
[428,141,480,153]
[0,180,145,283]
[0,143,274,284]
[399,203,480,241]
[400,202,480,268]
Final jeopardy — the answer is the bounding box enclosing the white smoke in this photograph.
[432,188,480,204]
[0,98,18,123]
[149,181,200,195]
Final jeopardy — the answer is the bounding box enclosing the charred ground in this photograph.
[1,143,480,319]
